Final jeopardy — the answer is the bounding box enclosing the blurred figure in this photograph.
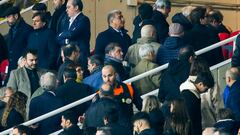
[17,56,26,68]
[163,98,191,135]
[11,125,32,135]
[142,95,164,134]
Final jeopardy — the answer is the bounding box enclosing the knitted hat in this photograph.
[169,23,184,36]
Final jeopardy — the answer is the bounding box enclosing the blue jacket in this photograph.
[95,27,131,58]
[83,68,103,92]
[226,80,240,121]
[27,26,59,70]
[29,91,64,135]
[156,37,186,65]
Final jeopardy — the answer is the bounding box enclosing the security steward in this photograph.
[100,65,142,120]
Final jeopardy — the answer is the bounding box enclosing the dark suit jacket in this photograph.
[27,26,59,70]
[6,18,33,72]
[29,91,63,135]
[57,13,91,70]
[95,27,132,58]
[55,79,92,116]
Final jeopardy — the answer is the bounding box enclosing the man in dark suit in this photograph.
[95,9,131,58]
[57,0,90,70]
[27,12,59,70]
[29,72,64,135]
[55,67,92,117]
[4,6,33,76]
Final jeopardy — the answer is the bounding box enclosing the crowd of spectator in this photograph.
[1,0,240,134]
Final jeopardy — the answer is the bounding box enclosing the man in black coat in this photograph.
[57,0,90,70]
[29,72,64,135]
[27,12,59,70]
[4,6,33,75]
[95,9,131,58]
[152,0,171,44]
[59,111,83,135]
[55,67,92,117]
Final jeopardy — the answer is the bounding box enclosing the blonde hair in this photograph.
[142,95,160,113]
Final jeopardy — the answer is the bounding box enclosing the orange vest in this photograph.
[114,83,134,98]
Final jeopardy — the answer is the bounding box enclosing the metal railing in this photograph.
[0,35,238,135]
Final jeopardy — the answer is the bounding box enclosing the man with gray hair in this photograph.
[152,0,171,44]
[130,44,161,94]
[223,67,240,121]
[29,72,64,134]
[95,9,131,58]
[125,24,160,67]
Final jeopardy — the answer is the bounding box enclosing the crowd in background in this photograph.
[0,0,240,134]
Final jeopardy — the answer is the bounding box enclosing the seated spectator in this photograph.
[0,91,27,131]
[57,44,80,86]
[142,95,164,134]
[102,108,131,135]
[59,111,82,135]
[29,72,63,135]
[125,25,160,67]
[214,108,239,135]
[132,3,154,44]
[11,125,33,135]
[104,43,129,80]
[163,98,191,135]
[156,23,187,65]
[130,44,161,94]
[172,6,195,31]
[132,112,157,135]
[83,55,104,91]
[56,67,92,117]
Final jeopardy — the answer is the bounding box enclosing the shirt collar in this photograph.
[69,12,81,25]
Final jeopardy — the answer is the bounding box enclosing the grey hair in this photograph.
[107,9,121,25]
[142,95,160,113]
[226,67,239,81]
[40,72,57,90]
[139,44,155,59]
[153,0,171,10]
[141,25,156,38]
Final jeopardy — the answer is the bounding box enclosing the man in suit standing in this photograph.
[4,6,33,76]
[57,0,90,71]
[95,9,132,58]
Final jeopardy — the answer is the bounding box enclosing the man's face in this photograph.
[196,82,209,93]
[102,67,116,85]
[109,47,123,61]
[111,13,124,30]
[6,14,18,26]
[32,15,45,30]
[3,89,13,103]
[87,59,96,73]
[25,53,38,69]
[11,128,25,135]
[66,0,78,18]
[53,0,64,9]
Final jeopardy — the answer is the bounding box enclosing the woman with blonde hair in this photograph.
[142,95,164,134]
[0,91,27,131]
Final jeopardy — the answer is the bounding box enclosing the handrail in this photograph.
[0,35,238,135]
[0,0,9,5]
[51,57,233,134]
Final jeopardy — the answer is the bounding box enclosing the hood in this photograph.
[180,76,200,99]
[163,37,185,49]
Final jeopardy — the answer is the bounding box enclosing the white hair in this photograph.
[40,72,57,90]
[139,44,155,59]
[141,25,156,38]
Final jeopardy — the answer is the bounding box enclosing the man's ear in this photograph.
[66,119,71,125]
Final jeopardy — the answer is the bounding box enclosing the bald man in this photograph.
[124,24,161,67]
[224,67,240,121]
